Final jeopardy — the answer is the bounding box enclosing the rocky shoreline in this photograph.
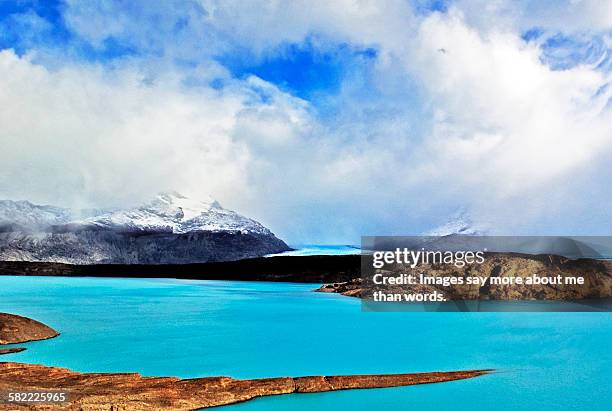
[0,362,490,410]
[316,279,363,297]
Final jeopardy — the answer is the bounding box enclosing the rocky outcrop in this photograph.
[317,279,362,297]
[0,362,490,410]
[318,253,612,300]
[0,313,59,345]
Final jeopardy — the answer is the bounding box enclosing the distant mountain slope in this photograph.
[424,209,487,236]
[0,200,73,231]
[0,193,290,264]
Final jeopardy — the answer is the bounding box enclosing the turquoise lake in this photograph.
[1,275,611,410]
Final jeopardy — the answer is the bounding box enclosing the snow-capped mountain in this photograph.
[81,192,273,235]
[0,193,289,264]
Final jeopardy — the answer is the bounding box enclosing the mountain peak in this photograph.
[150,191,219,221]
[83,192,269,235]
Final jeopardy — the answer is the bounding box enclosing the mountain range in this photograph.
[0,192,290,264]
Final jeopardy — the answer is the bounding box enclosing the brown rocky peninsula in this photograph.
[0,313,59,355]
[0,362,490,410]
[317,252,612,300]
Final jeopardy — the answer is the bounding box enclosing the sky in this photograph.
[0,0,611,243]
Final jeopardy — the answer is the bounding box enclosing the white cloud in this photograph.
[453,0,612,33]
[403,11,612,232]
[409,11,611,190]
[1,1,611,242]
[0,50,250,209]
[0,49,395,241]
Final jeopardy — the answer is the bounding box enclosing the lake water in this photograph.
[1,276,610,410]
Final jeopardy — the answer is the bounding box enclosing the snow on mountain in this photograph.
[0,192,274,236]
[0,200,73,229]
[424,209,487,236]
[80,192,273,235]
[0,192,289,264]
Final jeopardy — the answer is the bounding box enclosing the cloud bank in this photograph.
[0,0,610,242]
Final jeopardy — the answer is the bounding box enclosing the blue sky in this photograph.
[2,1,608,87]
[0,0,381,99]
[1,0,608,101]
[0,0,611,242]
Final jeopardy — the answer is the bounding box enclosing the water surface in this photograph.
[0,276,610,410]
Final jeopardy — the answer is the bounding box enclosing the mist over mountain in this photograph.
[0,192,289,264]
[0,200,74,231]
[424,210,488,236]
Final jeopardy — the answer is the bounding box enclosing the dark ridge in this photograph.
[0,254,361,283]
[0,347,26,355]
